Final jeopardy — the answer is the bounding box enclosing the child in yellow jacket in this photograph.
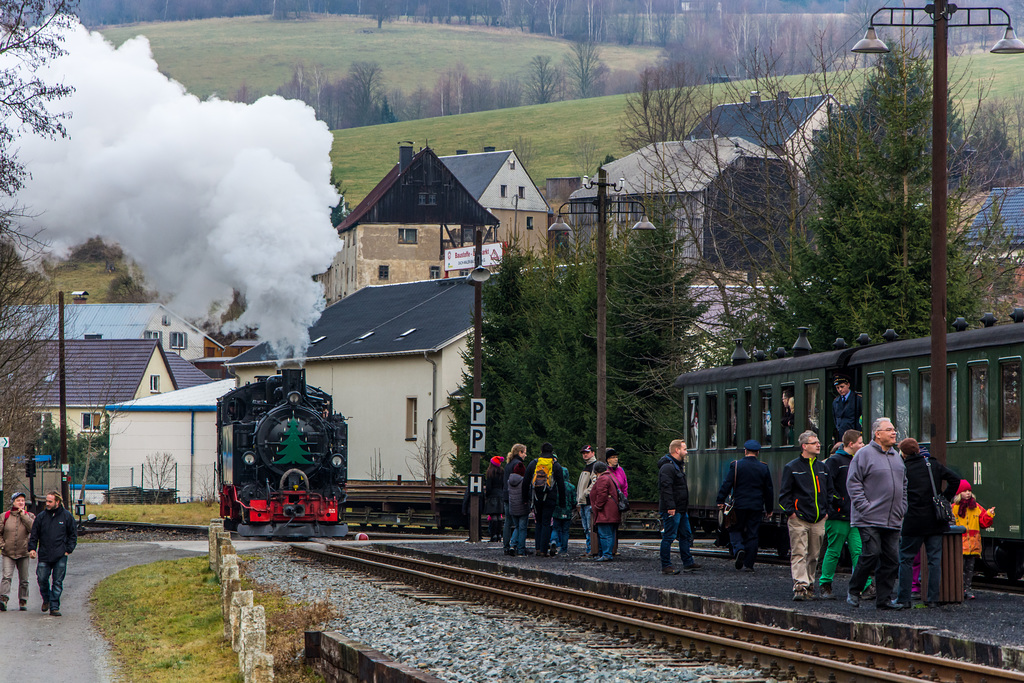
[951,480,994,599]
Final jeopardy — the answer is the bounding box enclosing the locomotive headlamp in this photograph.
[243,451,256,466]
[287,391,301,405]
[331,454,345,468]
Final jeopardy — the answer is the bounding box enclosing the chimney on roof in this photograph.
[398,141,414,172]
[777,90,790,102]
[71,290,89,304]
[750,91,761,104]
[456,149,468,155]
[483,146,495,153]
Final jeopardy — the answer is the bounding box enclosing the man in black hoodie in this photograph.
[28,491,77,617]
[819,430,868,600]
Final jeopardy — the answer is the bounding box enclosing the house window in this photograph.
[169,331,187,350]
[144,330,162,343]
[461,226,476,245]
[509,159,516,170]
[81,412,102,432]
[500,185,507,198]
[150,375,160,392]
[429,265,441,279]
[398,228,418,244]
[378,265,390,280]
[518,186,525,199]
[406,397,418,440]
[526,216,534,230]
[37,412,51,426]
[417,192,437,206]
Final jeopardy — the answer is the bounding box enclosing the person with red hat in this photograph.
[952,480,995,600]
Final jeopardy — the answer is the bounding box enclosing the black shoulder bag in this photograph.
[719,461,738,529]
[925,458,955,526]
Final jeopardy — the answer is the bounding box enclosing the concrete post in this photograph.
[209,519,224,571]
[231,589,254,651]
[217,533,233,573]
[239,604,267,680]
[221,562,240,639]
[249,652,275,683]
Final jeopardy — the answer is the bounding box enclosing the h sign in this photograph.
[468,474,483,494]
[470,426,486,453]
[470,399,486,426]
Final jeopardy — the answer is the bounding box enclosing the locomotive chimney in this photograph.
[281,368,307,401]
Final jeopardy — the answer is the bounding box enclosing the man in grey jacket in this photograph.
[846,417,907,610]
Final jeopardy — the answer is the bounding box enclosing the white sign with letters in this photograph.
[470,399,486,426]
[470,426,486,453]
[444,242,503,272]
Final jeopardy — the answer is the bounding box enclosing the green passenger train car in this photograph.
[673,323,1024,579]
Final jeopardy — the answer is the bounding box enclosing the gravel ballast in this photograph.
[243,546,758,682]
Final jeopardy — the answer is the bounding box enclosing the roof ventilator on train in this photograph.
[774,347,787,359]
[833,338,848,349]
[1011,308,1024,323]
[882,329,898,342]
[953,317,969,332]
[731,339,749,366]
[792,327,812,357]
[753,348,766,362]
[856,333,871,346]
[981,312,998,328]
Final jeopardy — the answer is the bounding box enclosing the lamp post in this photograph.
[852,7,1024,465]
[549,169,656,460]
[467,227,490,542]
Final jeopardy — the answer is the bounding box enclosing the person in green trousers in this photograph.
[819,430,872,600]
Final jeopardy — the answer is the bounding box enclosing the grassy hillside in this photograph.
[98,15,661,100]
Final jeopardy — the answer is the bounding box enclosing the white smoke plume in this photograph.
[10,23,342,361]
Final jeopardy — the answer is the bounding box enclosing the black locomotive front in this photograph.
[218,368,348,538]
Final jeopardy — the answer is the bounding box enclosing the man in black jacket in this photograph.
[658,439,699,574]
[523,443,566,557]
[779,431,832,601]
[832,376,862,442]
[28,491,77,617]
[894,438,959,608]
[717,440,774,572]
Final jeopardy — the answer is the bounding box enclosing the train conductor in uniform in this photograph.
[716,440,774,572]
[832,375,862,441]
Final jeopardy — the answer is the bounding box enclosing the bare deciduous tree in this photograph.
[407,436,444,483]
[564,39,607,99]
[524,55,563,105]
[144,452,177,493]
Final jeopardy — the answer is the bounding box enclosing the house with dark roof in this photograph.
[37,339,213,435]
[227,278,475,481]
[968,186,1024,249]
[318,145,499,304]
[439,148,551,254]
[687,91,837,165]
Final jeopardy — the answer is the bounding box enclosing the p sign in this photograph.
[470,426,486,453]
[470,398,486,426]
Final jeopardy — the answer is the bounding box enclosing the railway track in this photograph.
[78,519,210,534]
[291,542,1024,683]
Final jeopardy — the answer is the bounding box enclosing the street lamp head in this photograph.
[991,26,1024,53]
[582,175,593,189]
[548,217,572,234]
[631,215,657,231]
[851,26,890,53]
[468,265,491,283]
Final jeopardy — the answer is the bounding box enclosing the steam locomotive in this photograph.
[217,368,348,538]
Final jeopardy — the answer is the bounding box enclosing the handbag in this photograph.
[719,460,739,529]
[611,477,629,512]
[925,458,955,525]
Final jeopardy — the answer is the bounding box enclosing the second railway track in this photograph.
[291,542,1024,683]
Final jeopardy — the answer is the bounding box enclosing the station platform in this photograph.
[385,537,1024,668]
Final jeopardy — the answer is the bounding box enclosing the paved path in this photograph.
[0,540,273,683]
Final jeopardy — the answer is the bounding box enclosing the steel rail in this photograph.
[79,520,209,533]
[294,544,1024,683]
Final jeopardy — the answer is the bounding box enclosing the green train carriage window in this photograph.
[868,375,884,430]
[688,396,699,448]
[1001,360,1021,439]
[894,372,910,441]
[759,387,772,445]
[707,394,718,449]
[726,392,738,449]
[969,364,988,441]
[804,382,820,435]
[920,369,931,442]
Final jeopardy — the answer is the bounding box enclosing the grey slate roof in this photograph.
[687,94,829,148]
[969,187,1024,246]
[9,303,222,348]
[438,150,511,200]
[571,138,778,199]
[40,339,212,406]
[228,278,475,366]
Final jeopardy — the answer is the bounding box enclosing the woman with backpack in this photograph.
[507,462,530,556]
[551,465,576,555]
[524,443,566,557]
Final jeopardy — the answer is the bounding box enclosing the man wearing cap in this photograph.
[717,440,774,572]
[0,492,36,611]
[832,376,863,442]
[576,445,598,554]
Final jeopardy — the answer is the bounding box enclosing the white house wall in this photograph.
[232,339,469,483]
[107,409,218,501]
